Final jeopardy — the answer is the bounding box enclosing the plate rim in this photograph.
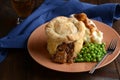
[27,20,120,72]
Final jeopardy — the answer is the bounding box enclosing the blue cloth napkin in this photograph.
[0,0,120,63]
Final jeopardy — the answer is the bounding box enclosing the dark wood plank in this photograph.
[0,49,27,80]
[81,0,99,4]
[0,49,119,80]
[98,0,120,4]
[0,0,17,37]
[113,20,120,79]
[81,0,120,4]
[28,61,119,80]
[34,0,44,10]
[115,56,120,79]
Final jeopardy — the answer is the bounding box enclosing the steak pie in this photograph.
[45,13,103,64]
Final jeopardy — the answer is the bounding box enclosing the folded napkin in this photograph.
[0,0,120,63]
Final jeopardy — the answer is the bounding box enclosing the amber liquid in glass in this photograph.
[11,0,35,19]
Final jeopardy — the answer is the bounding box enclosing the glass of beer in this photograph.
[11,0,35,24]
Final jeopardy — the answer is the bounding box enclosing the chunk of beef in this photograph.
[52,42,75,64]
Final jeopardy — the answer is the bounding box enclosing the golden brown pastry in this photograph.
[45,16,86,63]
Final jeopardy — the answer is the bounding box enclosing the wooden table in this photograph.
[0,0,120,80]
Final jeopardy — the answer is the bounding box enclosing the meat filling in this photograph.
[52,42,75,64]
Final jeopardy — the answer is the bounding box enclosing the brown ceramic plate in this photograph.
[27,20,120,72]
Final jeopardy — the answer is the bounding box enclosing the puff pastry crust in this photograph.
[45,16,86,63]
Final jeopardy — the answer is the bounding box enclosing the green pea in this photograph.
[93,59,97,62]
[75,58,84,62]
[86,58,90,62]
[87,53,92,58]
[75,42,106,62]
[96,55,101,58]
[92,53,96,58]
[97,57,102,62]
[78,54,82,58]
